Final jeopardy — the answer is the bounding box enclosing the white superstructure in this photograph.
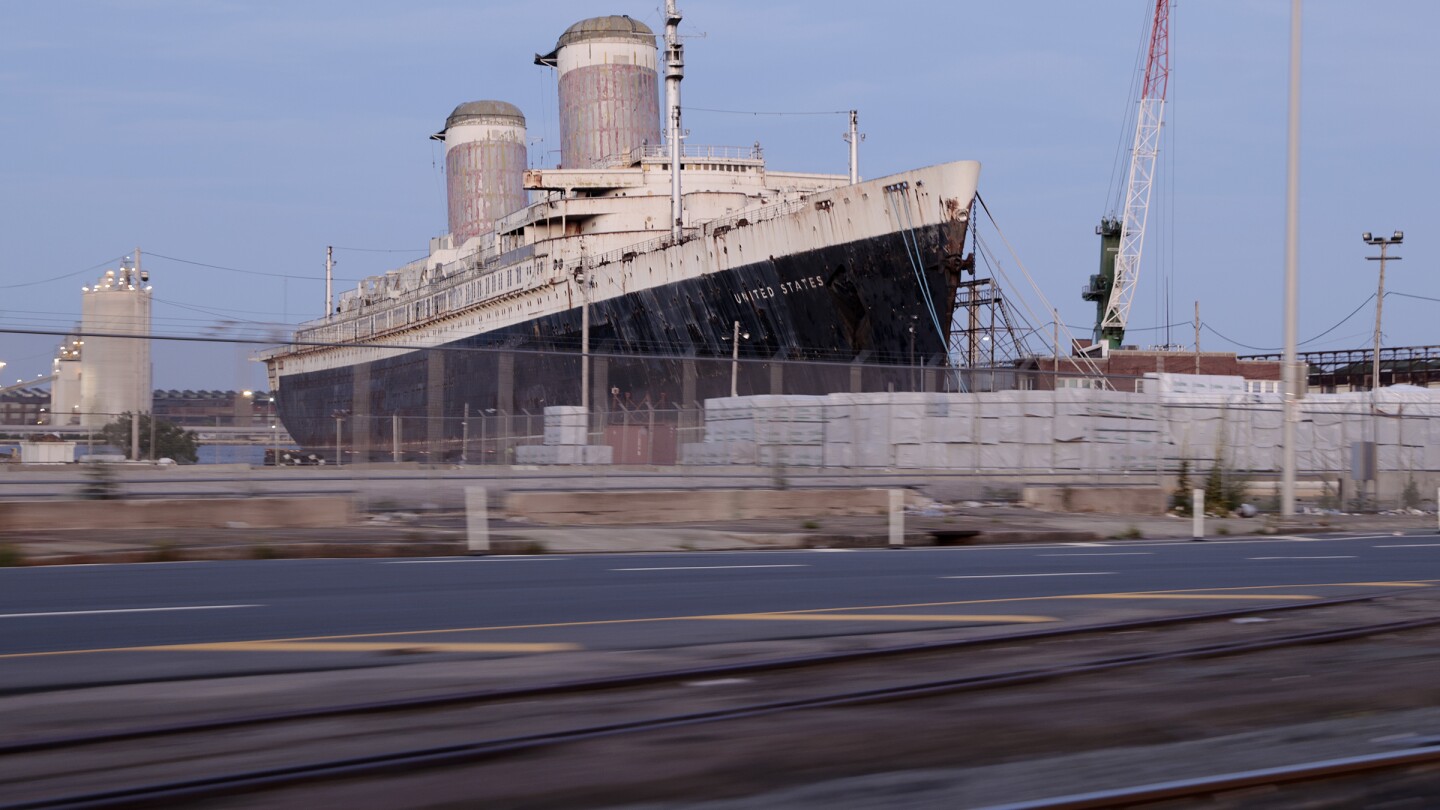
[268,158,981,380]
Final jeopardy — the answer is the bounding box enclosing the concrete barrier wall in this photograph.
[507,488,893,525]
[0,497,353,531]
[1022,485,1167,516]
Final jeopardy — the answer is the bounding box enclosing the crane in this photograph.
[1081,0,1171,351]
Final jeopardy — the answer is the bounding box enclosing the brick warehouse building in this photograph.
[1020,349,1284,393]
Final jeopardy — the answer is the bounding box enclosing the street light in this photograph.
[331,409,348,467]
[1363,231,1403,391]
[729,321,750,398]
[908,318,917,391]
[269,395,280,466]
[1363,230,1403,508]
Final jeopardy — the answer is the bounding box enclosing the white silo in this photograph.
[435,101,528,247]
[78,254,152,428]
[49,333,84,426]
[536,16,661,170]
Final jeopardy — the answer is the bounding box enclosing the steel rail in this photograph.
[0,593,1389,757]
[5,611,1438,810]
[974,746,1440,809]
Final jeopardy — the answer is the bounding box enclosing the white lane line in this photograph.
[1036,547,1146,553]
[1065,542,1110,547]
[384,557,569,564]
[612,565,809,572]
[1248,556,1357,560]
[1375,544,1440,549]
[0,605,261,619]
[941,572,1115,580]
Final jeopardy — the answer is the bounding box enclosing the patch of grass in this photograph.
[0,544,24,567]
[519,541,547,555]
[801,520,821,530]
[249,544,281,560]
[1110,525,1143,540]
[1216,525,1231,536]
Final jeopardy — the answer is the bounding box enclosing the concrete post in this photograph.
[1192,488,1204,541]
[392,413,400,463]
[889,488,904,548]
[466,486,489,554]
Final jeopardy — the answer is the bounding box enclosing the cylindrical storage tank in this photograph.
[442,100,528,246]
[78,267,152,428]
[549,15,660,169]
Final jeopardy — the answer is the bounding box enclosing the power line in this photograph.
[146,251,363,283]
[1201,292,1376,352]
[687,106,849,116]
[0,255,126,290]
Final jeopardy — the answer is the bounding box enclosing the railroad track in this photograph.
[978,746,1440,809]
[3,595,1436,810]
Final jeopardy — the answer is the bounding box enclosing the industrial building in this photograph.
[48,253,153,427]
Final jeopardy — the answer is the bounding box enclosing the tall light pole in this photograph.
[578,268,590,412]
[1363,231,1403,391]
[1280,0,1302,517]
[270,395,280,466]
[331,409,347,467]
[729,321,749,398]
[1364,230,1402,508]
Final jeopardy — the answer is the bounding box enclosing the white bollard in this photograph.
[466,486,490,554]
[1192,488,1204,541]
[889,488,904,548]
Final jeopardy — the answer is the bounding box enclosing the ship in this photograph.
[263,7,981,462]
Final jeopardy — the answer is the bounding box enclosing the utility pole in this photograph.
[730,320,742,398]
[664,0,685,242]
[844,110,863,185]
[1364,233,1402,391]
[1193,300,1201,375]
[1052,308,1061,385]
[1364,230,1404,508]
[326,246,334,320]
[1280,0,1302,517]
[579,268,590,412]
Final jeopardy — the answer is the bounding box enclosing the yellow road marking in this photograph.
[145,641,579,654]
[700,613,1055,624]
[1060,594,1316,601]
[2,580,1428,661]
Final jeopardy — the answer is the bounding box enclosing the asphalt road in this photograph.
[2,530,1438,692]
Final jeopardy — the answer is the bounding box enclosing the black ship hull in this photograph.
[276,221,969,460]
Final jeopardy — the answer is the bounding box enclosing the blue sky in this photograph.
[2,1,1436,389]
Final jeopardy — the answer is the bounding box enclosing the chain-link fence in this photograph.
[7,341,1440,510]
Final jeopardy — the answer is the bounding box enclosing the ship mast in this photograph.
[844,110,863,185]
[664,0,684,241]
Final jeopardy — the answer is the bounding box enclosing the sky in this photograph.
[2,0,1437,390]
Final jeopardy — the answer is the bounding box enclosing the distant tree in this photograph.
[99,413,200,464]
[1171,457,1192,515]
